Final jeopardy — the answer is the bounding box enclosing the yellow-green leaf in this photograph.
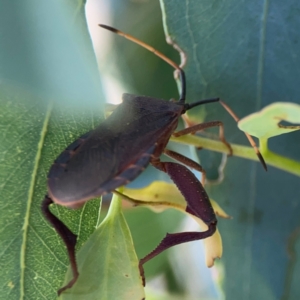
[238,102,300,139]
[60,193,145,300]
[123,181,231,268]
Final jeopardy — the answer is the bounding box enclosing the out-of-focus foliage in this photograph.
[159,1,300,299]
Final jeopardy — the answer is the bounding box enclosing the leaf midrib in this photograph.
[256,0,269,110]
[19,102,53,299]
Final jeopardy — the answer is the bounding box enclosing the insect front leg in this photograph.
[173,121,233,155]
[140,160,217,285]
[41,196,79,295]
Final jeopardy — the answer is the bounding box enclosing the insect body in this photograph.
[42,25,266,295]
[48,95,182,208]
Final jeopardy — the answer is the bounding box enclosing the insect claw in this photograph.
[138,262,146,286]
[57,273,79,296]
[257,151,268,171]
[223,139,233,156]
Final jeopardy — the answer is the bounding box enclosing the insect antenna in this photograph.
[99,24,186,104]
[184,98,220,110]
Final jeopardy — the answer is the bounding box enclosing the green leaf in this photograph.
[0,2,104,299]
[60,193,145,300]
[123,181,230,268]
[145,287,195,300]
[3,1,300,299]
[123,181,231,219]
[159,1,300,299]
[238,102,300,139]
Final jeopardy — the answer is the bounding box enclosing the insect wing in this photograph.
[48,94,183,207]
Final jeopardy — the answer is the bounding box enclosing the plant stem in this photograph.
[171,135,300,177]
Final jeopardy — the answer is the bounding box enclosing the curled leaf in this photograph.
[238,102,300,139]
[123,181,230,267]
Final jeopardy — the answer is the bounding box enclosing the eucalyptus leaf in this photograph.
[60,193,145,300]
[0,2,104,299]
[238,102,300,139]
[160,1,300,299]
[123,181,231,219]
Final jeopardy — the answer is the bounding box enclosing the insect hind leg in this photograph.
[41,196,79,295]
[141,160,217,285]
[164,148,207,185]
[139,227,216,285]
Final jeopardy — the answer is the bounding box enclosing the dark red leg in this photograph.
[41,196,79,295]
[139,225,216,284]
[140,161,217,285]
[155,161,216,223]
[164,148,206,184]
[173,121,233,155]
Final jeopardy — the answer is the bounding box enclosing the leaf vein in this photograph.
[257,0,270,109]
[19,103,53,300]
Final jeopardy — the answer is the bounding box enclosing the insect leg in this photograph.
[219,100,267,170]
[41,196,79,295]
[139,228,216,285]
[185,99,267,170]
[164,148,206,185]
[173,121,233,155]
[113,190,159,206]
[141,161,217,284]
